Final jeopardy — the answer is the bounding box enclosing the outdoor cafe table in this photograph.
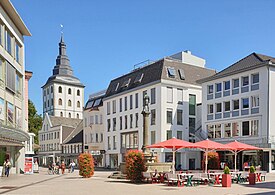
[208,172,222,185]
[158,172,166,183]
[230,172,243,183]
[179,173,194,186]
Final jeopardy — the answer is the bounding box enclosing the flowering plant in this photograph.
[202,151,220,170]
[125,150,146,183]
[78,153,94,178]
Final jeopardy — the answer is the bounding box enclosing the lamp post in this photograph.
[141,92,150,154]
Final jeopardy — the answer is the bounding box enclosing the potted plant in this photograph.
[222,166,231,187]
[249,166,256,185]
[125,150,146,183]
[78,153,94,178]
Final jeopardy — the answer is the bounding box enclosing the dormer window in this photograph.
[178,69,185,80]
[122,78,131,88]
[134,73,144,83]
[167,67,176,78]
[115,83,120,91]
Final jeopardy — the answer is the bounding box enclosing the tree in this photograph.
[78,153,94,178]
[28,100,42,144]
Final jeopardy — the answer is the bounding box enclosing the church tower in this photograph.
[42,34,84,119]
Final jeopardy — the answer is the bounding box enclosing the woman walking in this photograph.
[4,159,11,177]
[61,161,66,174]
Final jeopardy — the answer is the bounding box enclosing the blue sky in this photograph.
[11,0,275,115]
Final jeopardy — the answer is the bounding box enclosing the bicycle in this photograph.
[47,166,59,175]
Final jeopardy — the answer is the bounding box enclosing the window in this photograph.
[208,85,214,94]
[90,116,94,124]
[130,114,133,128]
[232,122,239,137]
[251,120,259,136]
[68,88,71,94]
[215,124,221,138]
[47,88,49,95]
[51,86,53,93]
[207,104,213,114]
[135,113,138,127]
[166,130,172,140]
[95,115,98,124]
[242,121,250,136]
[6,62,16,92]
[251,95,259,108]
[68,100,72,107]
[178,69,185,80]
[0,59,4,81]
[125,116,128,129]
[120,116,122,130]
[167,87,173,103]
[167,109,173,124]
[108,136,111,150]
[119,98,122,112]
[68,113,71,118]
[233,99,239,110]
[101,133,103,142]
[130,95,133,109]
[252,73,259,84]
[113,118,116,131]
[167,67,176,78]
[224,81,230,91]
[177,89,183,104]
[224,123,231,138]
[216,83,222,92]
[77,114,79,119]
[151,131,156,144]
[51,99,53,106]
[124,96,127,111]
[134,73,143,83]
[15,42,20,63]
[189,118,196,138]
[233,79,239,88]
[242,98,249,109]
[151,88,156,104]
[177,109,183,125]
[189,94,196,116]
[60,112,63,117]
[224,101,230,112]
[107,119,111,132]
[77,90,80,96]
[177,131,183,139]
[113,136,117,150]
[15,72,22,94]
[216,103,222,113]
[6,31,12,55]
[122,78,131,88]
[242,76,249,86]
[107,102,110,115]
[112,100,116,113]
[151,109,156,125]
[135,93,138,108]
[100,115,103,124]
[77,101,80,108]
[58,86,62,93]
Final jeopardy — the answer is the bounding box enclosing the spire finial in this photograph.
[60,24,64,42]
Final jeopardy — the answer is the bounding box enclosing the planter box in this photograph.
[249,173,256,185]
[222,174,231,187]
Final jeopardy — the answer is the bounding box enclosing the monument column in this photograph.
[141,93,150,154]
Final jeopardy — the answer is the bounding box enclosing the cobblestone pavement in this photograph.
[0,168,275,195]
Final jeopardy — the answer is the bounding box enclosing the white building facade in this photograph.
[104,51,215,169]
[83,90,105,167]
[200,53,275,172]
[0,0,31,174]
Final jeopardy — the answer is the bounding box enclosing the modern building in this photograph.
[103,51,215,169]
[41,34,84,119]
[199,52,275,172]
[38,113,81,166]
[83,90,105,167]
[62,120,83,166]
[0,0,31,174]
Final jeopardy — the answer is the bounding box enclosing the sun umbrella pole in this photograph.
[235,151,237,172]
[205,149,208,173]
[172,147,176,174]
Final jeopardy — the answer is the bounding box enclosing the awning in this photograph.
[0,124,30,142]
[0,138,24,147]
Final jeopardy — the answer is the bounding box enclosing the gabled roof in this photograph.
[197,53,275,83]
[105,58,215,98]
[48,115,81,128]
[63,120,83,144]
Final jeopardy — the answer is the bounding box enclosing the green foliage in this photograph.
[78,153,94,178]
[202,152,220,170]
[224,166,230,174]
[28,100,42,144]
[250,166,256,173]
[125,150,146,183]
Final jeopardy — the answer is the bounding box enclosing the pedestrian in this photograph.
[71,161,75,173]
[4,159,11,177]
[61,161,66,174]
